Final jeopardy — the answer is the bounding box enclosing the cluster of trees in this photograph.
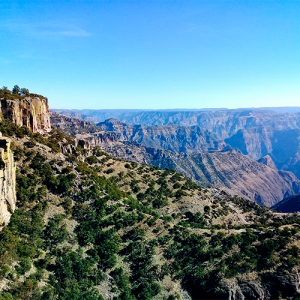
[0,85,29,96]
[164,224,300,299]
[0,119,68,154]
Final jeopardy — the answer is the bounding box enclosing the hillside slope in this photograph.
[97,139,300,207]
[272,194,300,213]
[50,114,300,207]
[1,119,300,299]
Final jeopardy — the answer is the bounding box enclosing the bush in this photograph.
[16,258,31,275]
[105,168,114,174]
[86,156,98,165]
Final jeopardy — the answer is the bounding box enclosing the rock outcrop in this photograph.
[258,155,277,170]
[96,119,228,154]
[0,95,51,133]
[50,112,100,136]
[0,136,16,228]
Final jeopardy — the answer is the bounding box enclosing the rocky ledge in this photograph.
[0,95,51,133]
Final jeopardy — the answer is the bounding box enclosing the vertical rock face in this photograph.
[0,136,16,228]
[0,96,51,133]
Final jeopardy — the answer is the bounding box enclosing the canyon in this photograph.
[0,92,300,299]
[52,108,300,178]
[51,113,300,207]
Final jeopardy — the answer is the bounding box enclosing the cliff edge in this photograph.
[0,95,51,133]
[0,135,16,227]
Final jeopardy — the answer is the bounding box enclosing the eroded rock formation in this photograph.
[0,95,51,133]
[0,136,16,228]
[50,112,99,135]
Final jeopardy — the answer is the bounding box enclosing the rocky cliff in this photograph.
[50,112,100,135]
[0,136,16,228]
[258,155,278,169]
[96,119,228,153]
[0,95,51,133]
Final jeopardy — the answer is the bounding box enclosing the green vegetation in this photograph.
[0,119,299,299]
[0,86,31,100]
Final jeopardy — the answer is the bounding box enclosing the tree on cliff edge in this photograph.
[12,85,20,94]
[20,88,29,96]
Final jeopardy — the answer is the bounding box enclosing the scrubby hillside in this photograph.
[76,134,300,207]
[0,120,300,299]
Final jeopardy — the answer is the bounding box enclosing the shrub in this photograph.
[86,156,98,165]
[105,168,114,174]
[16,258,31,275]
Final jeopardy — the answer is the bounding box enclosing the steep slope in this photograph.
[50,112,100,135]
[96,119,227,154]
[0,95,51,134]
[50,114,300,207]
[1,119,300,300]
[0,136,16,227]
[97,140,300,207]
[282,151,300,179]
[272,194,300,213]
[258,155,278,169]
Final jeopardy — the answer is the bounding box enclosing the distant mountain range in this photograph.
[96,118,227,154]
[50,112,300,207]
[92,111,300,179]
[51,106,300,124]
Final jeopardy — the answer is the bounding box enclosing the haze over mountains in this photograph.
[51,108,300,177]
[52,107,300,124]
[50,109,300,207]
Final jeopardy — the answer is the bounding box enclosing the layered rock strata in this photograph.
[0,96,51,133]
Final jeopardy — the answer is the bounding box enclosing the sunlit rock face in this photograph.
[0,136,16,228]
[0,96,51,133]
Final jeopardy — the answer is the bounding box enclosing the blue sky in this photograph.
[0,0,300,109]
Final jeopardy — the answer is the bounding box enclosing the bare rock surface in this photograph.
[258,155,277,169]
[0,95,51,133]
[0,137,16,227]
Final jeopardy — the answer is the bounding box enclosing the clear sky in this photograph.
[0,0,300,109]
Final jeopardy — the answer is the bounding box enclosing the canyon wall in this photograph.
[0,136,16,228]
[0,96,51,133]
